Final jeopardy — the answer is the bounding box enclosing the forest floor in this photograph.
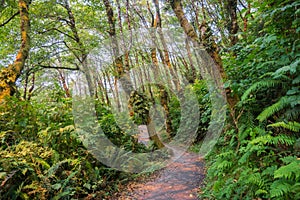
[110,146,205,200]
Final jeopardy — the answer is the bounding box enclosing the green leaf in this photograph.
[270,180,292,198]
[0,172,7,179]
[51,183,62,190]
[274,161,300,180]
[241,80,281,101]
[257,96,298,121]
[268,121,300,132]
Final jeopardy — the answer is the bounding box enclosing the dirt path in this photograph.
[112,147,205,200]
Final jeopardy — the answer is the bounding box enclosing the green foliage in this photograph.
[202,0,300,199]
[192,80,212,141]
[268,121,300,132]
[169,80,211,142]
[128,91,151,125]
[0,97,142,199]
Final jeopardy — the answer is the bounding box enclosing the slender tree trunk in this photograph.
[103,0,164,148]
[27,72,35,101]
[170,0,239,116]
[225,0,239,46]
[61,1,95,97]
[97,75,106,104]
[149,1,173,138]
[114,78,121,110]
[0,0,31,102]
[103,71,114,105]
[243,3,251,32]
[140,52,154,101]
[57,69,71,98]
[23,69,29,100]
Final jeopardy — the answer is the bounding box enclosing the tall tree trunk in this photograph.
[149,0,173,138]
[103,0,164,148]
[27,72,34,101]
[170,0,239,117]
[243,3,251,32]
[61,1,95,97]
[57,69,71,98]
[0,0,31,102]
[96,75,106,104]
[225,0,239,46]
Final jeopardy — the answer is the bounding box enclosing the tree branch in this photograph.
[0,11,20,27]
[62,40,82,63]
[37,27,77,41]
[37,64,79,71]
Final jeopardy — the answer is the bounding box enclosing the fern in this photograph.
[33,157,50,170]
[61,169,79,191]
[268,121,300,132]
[246,172,264,187]
[282,107,300,121]
[255,189,268,196]
[47,159,70,178]
[270,134,295,146]
[216,160,233,170]
[268,159,300,199]
[273,59,300,78]
[241,80,281,101]
[270,180,292,198]
[257,95,299,121]
[292,183,300,199]
[274,161,300,180]
[292,75,300,84]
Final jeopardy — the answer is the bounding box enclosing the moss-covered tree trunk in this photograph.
[103,0,164,148]
[170,0,239,116]
[225,0,239,46]
[149,0,173,139]
[0,0,31,102]
[61,1,95,97]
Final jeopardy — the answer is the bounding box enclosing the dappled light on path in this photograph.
[112,148,205,200]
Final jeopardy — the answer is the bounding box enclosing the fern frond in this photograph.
[292,183,300,199]
[282,107,300,121]
[271,134,296,146]
[33,157,50,170]
[292,75,300,84]
[246,172,264,187]
[255,189,268,196]
[47,159,70,178]
[262,165,277,176]
[61,169,79,190]
[216,160,233,171]
[241,80,281,101]
[257,95,298,121]
[273,59,300,77]
[251,134,295,146]
[274,161,300,180]
[268,121,300,132]
[280,156,297,164]
[251,134,272,145]
[270,180,292,198]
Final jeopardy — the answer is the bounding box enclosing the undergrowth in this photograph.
[201,1,300,199]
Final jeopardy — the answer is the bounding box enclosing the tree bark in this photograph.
[225,0,239,46]
[57,69,71,98]
[149,0,173,138]
[170,0,239,115]
[0,0,31,102]
[61,1,95,97]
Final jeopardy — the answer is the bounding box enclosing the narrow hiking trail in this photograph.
[111,147,205,200]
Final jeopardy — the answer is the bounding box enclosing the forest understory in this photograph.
[0,0,299,199]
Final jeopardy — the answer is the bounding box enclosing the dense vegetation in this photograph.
[0,0,299,199]
[203,1,300,199]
